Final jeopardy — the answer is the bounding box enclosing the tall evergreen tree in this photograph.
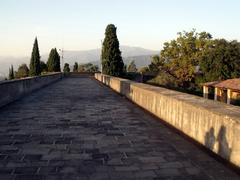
[47,48,61,72]
[101,24,124,77]
[40,61,48,72]
[29,37,41,76]
[8,65,14,80]
[73,62,78,72]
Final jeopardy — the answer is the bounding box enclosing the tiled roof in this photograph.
[202,81,220,87]
[203,78,240,91]
[215,78,240,91]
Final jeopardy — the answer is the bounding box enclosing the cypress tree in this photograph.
[73,62,78,72]
[29,37,41,76]
[101,24,124,77]
[47,48,61,72]
[8,65,14,80]
[40,61,48,72]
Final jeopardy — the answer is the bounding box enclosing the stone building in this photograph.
[203,78,240,105]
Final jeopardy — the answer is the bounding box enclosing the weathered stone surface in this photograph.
[0,77,239,179]
[95,73,240,168]
[0,73,63,108]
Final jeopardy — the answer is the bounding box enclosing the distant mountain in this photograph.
[91,55,154,69]
[120,46,158,57]
[0,46,159,75]
[41,45,158,65]
[123,55,154,68]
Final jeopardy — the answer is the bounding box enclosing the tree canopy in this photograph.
[199,39,240,82]
[146,29,240,92]
[15,64,29,78]
[47,48,61,72]
[101,24,124,77]
[29,37,41,76]
[148,55,164,73]
[127,60,137,72]
[8,65,14,80]
[159,30,212,88]
[63,63,70,73]
[40,61,48,72]
[78,63,99,72]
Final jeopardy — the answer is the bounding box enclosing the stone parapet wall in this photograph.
[95,73,240,167]
[0,73,63,108]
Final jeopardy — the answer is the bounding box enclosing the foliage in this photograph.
[8,65,14,80]
[78,63,99,72]
[63,63,70,73]
[159,30,212,88]
[127,60,137,72]
[78,64,85,72]
[199,39,240,82]
[29,37,41,76]
[138,66,149,73]
[40,61,48,72]
[47,48,61,72]
[101,24,124,77]
[148,55,164,73]
[147,72,179,89]
[73,62,78,72]
[144,30,240,95]
[15,64,29,78]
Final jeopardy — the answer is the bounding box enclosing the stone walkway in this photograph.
[0,77,239,180]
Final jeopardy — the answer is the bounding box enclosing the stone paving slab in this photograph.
[0,77,239,180]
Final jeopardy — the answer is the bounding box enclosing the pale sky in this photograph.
[0,0,240,57]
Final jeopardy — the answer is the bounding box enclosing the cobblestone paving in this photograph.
[0,77,239,180]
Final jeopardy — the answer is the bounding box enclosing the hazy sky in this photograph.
[0,0,240,57]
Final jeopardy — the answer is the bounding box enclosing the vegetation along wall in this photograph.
[95,73,240,167]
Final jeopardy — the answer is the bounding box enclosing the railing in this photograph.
[0,73,63,108]
[95,73,240,168]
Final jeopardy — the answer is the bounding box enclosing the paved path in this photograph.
[0,77,239,180]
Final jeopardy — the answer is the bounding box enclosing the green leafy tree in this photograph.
[159,30,212,88]
[148,55,164,73]
[139,66,149,73]
[29,37,41,76]
[127,60,137,72]
[78,63,98,72]
[63,63,70,73]
[47,48,61,72]
[199,39,240,82]
[101,24,124,77]
[78,64,85,72]
[8,65,14,80]
[84,63,98,72]
[73,62,78,72]
[15,64,29,78]
[40,61,48,72]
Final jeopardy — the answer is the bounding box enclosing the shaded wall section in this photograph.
[0,73,63,108]
[95,73,240,167]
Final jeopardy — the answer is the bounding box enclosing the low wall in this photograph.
[95,73,240,167]
[67,72,94,78]
[0,73,63,108]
